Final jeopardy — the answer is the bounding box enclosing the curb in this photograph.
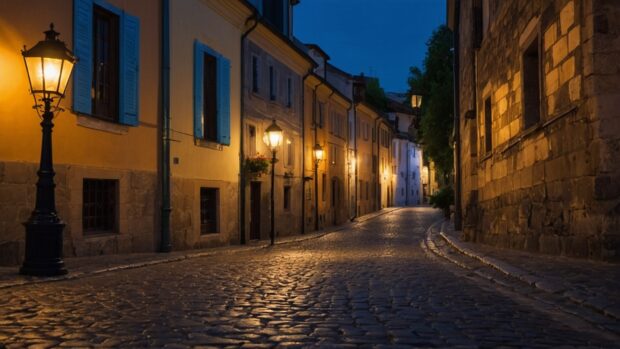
[0,209,395,290]
[436,222,620,321]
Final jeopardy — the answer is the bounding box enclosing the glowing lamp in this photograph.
[22,24,76,104]
[313,143,324,162]
[264,119,283,151]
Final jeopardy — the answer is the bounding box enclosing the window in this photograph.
[286,138,294,167]
[484,97,492,153]
[248,125,256,156]
[92,5,119,121]
[286,77,292,108]
[202,52,218,142]
[193,41,231,145]
[73,0,140,126]
[82,179,117,234]
[283,186,291,211]
[269,65,276,101]
[252,55,259,93]
[200,188,218,235]
[470,122,478,156]
[523,35,541,129]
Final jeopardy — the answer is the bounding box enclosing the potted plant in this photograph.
[244,154,270,179]
[429,186,455,218]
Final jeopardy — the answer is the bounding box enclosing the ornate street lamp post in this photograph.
[20,24,76,276]
[313,143,323,231]
[264,119,283,246]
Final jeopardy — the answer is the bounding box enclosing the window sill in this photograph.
[83,231,119,238]
[200,232,219,237]
[479,152,493,163]
[76,115,128,135]
[194,138,224,150]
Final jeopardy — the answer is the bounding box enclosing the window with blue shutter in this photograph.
[72,0,140,126]
[193,40,231,146]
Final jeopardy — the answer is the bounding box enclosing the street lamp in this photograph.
[313,143,323,231]
[411,93,423,109]
[20,24,76,276]
[264,119,282,246]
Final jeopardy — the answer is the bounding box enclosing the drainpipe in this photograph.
[159,0,172,252]
[352,103,358,220]
[239,14,259,245]
[374,116,381,211]
[313,80,324,231]
[453,0,463,231]
[406,140,410,206]
[301,70,312,234]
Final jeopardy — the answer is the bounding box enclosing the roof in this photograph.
[305,43,331,60]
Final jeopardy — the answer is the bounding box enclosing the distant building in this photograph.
[449,0,620,259]
[386,94,423,206]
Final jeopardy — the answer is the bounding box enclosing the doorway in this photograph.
[250,182,261,240]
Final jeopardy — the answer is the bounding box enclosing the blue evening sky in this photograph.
[294,0,446,93]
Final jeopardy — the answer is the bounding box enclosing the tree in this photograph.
[407,25,454,183]
[364,77,388,112]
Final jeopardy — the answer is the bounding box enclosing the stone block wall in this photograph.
[0,161,158,266]
[457,0,620,260]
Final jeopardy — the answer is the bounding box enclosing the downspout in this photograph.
[346,103,354,220]
[374,116,381,211]
[406,140,410,206]
[300,70,312,234]
[453,0,463,230]
[159,0,172,252]
[352,103,358,220]
[239,14,259,245]
[313,80,324,231]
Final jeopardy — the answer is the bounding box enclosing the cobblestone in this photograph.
[0,207,618,347]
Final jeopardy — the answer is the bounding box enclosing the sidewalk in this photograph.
[0,207,400,290]
[431,220,620,322]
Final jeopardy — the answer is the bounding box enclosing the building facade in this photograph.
[168,0,250,249]
[0,0,162,265]
[241,0,314,242]
[450,0,620,259]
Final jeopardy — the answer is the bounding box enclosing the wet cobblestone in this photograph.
[0,207,617,347]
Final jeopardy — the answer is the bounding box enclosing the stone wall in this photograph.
[457,0,620,260]
[0,161,158,266]
[171,177,238,250]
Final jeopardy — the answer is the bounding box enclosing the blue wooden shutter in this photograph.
[216,55,231,145]
[72,0,93,114]
[119,13,140,126]
[193,41,204,139]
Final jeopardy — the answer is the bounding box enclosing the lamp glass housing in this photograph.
[22,24,76,101]
[264,120,283,151]
[313,144,324,161]
[411,94,423,109]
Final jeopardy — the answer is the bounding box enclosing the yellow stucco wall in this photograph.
[0,0,160,171]
[169,0,245,182]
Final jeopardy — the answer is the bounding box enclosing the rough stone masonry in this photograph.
[454,0,620,260]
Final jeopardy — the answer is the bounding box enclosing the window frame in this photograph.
[521,30,543,131]
[82,178,118,235]
[200,187,219,235]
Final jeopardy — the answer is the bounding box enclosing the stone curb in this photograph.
[0,209,397,290]
[436,222,620,321]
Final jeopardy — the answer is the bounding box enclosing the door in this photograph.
[250,182,261,240]
[331,178,338,225]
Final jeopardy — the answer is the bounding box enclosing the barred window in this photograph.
[83,179,118,234]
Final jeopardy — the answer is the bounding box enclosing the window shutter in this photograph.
[216,55,231,145]
[72,0,93,114]
[193,41,204,139]
[119,13,140,126]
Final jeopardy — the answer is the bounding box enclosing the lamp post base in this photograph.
[20,219,67,276]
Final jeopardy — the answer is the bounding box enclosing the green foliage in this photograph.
[364,77,388,111]
[429,186,454,217]
[407,25,454,181]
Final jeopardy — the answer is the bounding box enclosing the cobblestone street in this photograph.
[1,207,618,348]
